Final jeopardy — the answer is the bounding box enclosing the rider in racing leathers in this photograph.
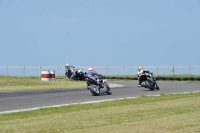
[137,66,153,87]
[86,66,110,90]
[65,64,77,80]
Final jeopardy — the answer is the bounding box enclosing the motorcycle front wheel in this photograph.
[90,84,100,96]
[145,81,155,91]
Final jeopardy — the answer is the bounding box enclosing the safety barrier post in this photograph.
[106,66,108,77]
[156,66,158,77]
[6,66,8,77]
[23,66,25,77]
[189,66,191,78]
[56,66,58,76]
[122,66,124,77]
[39,66,41,77]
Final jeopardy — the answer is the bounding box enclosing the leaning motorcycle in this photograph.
[74,69,85,81]
[84,75,112,96]
[65,68,85,81]
[139,73,160,90]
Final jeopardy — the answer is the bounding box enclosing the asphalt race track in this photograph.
[0,81,199,113]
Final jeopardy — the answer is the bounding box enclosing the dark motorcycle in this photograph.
[74,69,85,80]
[65,68,85,81]
[140,73,160,91]
[85,75,112,96]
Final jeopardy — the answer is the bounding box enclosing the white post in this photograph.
[122,66,124,77]
[39,66,41,77]
[6,66,8,77]
[106,66,108,77]
[56,66,58,76]
[189,66,191,78]
[156,66,158,77]
[23,66,25,77]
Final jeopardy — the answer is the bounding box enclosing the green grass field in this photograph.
[0,76,87,91]
[0,92,200,133]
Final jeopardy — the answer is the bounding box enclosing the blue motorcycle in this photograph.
[65,68,85,81]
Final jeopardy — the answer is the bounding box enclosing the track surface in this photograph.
[0,81,199,113]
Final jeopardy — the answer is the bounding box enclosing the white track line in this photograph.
[1,91,200,114]
[109,83,126,88]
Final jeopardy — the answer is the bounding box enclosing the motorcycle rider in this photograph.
[137,66,153,87]
[86,66,110,90]
[65,64,77,80]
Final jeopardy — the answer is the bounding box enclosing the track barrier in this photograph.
[41,70,55,81]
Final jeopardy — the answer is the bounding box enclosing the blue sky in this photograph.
[0,0,200,67]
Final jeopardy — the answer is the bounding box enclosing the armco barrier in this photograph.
[1,65,200,77]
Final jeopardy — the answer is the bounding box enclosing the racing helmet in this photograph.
[88,66,94,71]
[138,66,143,71]
[65,63,69,69]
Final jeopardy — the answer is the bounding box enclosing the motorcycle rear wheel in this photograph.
[145,81,155,91]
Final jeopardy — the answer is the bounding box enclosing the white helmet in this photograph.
[88,67,94,71]
[65,63,69,69]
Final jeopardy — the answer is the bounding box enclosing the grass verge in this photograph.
[0,76,87,91]
[0,92,200,133]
